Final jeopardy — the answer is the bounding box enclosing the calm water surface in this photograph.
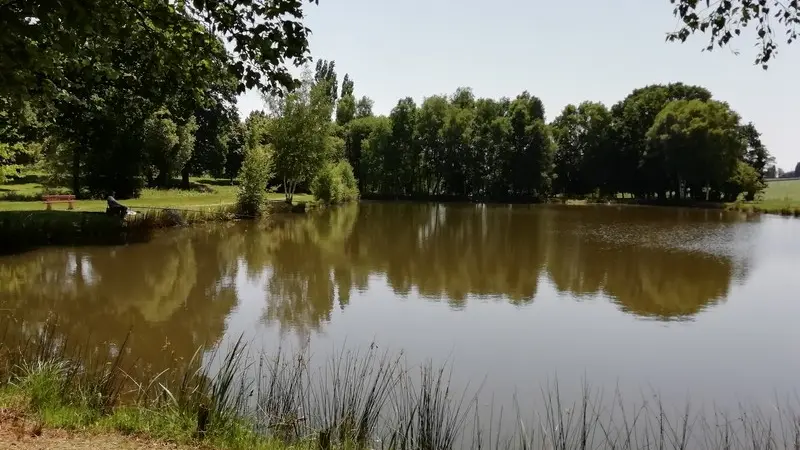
[2,202,799,410]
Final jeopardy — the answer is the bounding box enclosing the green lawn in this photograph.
[729,179,800,215]
[0,176,312,212]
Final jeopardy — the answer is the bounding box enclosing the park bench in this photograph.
[42,194,76,210]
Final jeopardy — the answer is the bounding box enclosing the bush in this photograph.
[312,160,359,205]
[236,145,274,217]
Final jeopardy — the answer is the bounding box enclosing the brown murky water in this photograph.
[2,202,799,409]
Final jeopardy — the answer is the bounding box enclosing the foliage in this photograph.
[667,0,800,67]
[355,97,374,118]
[1,0,315,104]
[314,59,339,107]
[237,145,275,217]
[646,99,745,200]
[267,72,334,204]
[739,122,773,179]
[5,325,800,449]
[1,0,318,198]
[311,161,359,204]
[725,160,766,201]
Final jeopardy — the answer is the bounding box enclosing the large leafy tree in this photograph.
[551,102,613,196]
[0,0,316,103]
[387,98,419,195]
[505,92,552,198]
[610,83,712,197]
[415,95,449,195]
[667,0,800,67]
[646,99,744,199]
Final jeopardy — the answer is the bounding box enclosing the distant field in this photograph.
[730,179,800,216]
[762,178,800,201]
[0,175,311,212]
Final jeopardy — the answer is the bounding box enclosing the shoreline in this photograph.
[1,197,797,255]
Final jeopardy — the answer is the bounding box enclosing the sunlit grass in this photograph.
[728,179,800,216]
[0,175,312,212]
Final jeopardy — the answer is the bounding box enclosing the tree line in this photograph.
[3,0,796,204]
[295,70,773,203]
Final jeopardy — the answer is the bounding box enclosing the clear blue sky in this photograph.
[237,0,799,169]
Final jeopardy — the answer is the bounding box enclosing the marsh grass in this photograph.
[1,321,799,450]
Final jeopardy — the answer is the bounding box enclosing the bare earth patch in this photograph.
[0,408,198,450]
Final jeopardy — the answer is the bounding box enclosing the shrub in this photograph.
[236,145,274,217]
[312,160,359,205]
[311,162,341,204]
[336,160,359,202]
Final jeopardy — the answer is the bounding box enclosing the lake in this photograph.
[2,202,799,423]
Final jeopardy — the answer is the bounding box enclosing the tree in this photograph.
[667,0,800,67]
[237,144,274,217]
[551,102,613,196]
[336,95,356,126]
[795,162,800,177]
[360,117,393,193]
[723,160,766,201]
[267,73,334,204]
[143,110,179,185]
[143,110,197,187]
[416,95,449,195]
[505,92,552,198]
[646,99,744,200]
[609,83,712,197]
[388,98,419,195]
[341,74,354,98]
[1,0,316,104]
[739,122,773,180]
[314,60,338,106]
[355,97,374,118]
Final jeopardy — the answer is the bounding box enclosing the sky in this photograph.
[237,0,799,170]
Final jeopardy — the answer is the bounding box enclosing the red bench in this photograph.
[43,194,76,210]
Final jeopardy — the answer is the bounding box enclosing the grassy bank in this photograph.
[0,206,237,254]
[0,175,312,212]
[1,322,799,450]
[0,174,319,253]
[727,179,800,216]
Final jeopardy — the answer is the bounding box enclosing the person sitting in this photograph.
[106,195,129,218]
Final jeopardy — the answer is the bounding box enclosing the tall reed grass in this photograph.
[1,321,798,450]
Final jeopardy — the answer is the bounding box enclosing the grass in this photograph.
[727,179,800,217]
[2,320,800,450]
[0,173,317,252]
[0,174,313,212]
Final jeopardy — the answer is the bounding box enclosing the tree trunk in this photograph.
[181,166,190,189]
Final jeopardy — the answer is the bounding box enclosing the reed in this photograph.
[1,321,799,450]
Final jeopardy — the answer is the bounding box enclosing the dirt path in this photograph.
[0,408,195,450]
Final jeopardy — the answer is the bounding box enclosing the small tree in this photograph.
[236,144,274,217]
[143,110,198,187]
[267,71,334,204]
[724,160,766,201]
